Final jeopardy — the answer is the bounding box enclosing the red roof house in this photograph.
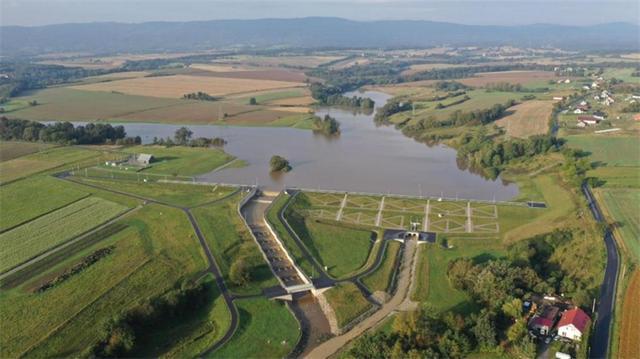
[557,308,591,341]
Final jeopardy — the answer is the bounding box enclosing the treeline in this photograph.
[0,62,111,100]
[435,95,471,109]
[456,129,560,178]
[312,114,340,136]
[434,81,469,92]
[374,99,412,124]
[0,117,138,145]
[308,62,407,90]
[406,64,553,82]
[93,281,210,357]
[309,82,374,109]
[484,82,549,93]
[37,247,114,293]
[152,127,226,148]
[182,91,219,101]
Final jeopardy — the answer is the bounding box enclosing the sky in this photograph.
[1,0,639,26]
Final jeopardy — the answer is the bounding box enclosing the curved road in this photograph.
[58,174,241,356]
[583,184,619,359]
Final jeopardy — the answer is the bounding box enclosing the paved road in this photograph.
[306,238,418,359]
[583,184,619,359]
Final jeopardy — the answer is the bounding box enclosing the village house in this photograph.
[529,305,561,335]
[553,96,565,101]
[557,308,591,341]
[577,115,601,127]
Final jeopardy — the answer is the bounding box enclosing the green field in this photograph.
[422,237,505,314]
[324,282,374,329]
[284,202,374,278]
[192,192,279,295]
[123,145,235,176]
[0,204,208,357]
[238,89,306,105]
[566,135,640,167]
[212,297,299,358]
[0,141,55,162]
[599,189,640,262]
[361,240,401,293]
[0,176,89,231]
[0,146,103,183]
[0,197,128,273]
[588,166,640,188]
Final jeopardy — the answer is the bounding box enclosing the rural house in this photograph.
[529,305,560,335]
[557,308,591,341]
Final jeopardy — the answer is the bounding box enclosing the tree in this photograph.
[229,258,250,286]
[269,155,291,172]
[174,127,193,145]
[438,236,448,248]
[473,310,497,350]
[501,297,523,320]
[249,97,257,105]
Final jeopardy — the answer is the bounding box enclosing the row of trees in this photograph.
[309,82,375,109]
[374,99,412,124]
[0,117,137,145]
[483,82,549,93]
[182,91,219,101]
[151,127,226,147]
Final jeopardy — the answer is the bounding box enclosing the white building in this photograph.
[557,308,590,341]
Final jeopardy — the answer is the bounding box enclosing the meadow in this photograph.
[598,188,640,262]
[323,282,374,329]
[122,145,235,176]
[361,240,401,294]
[0,197,128,273]
[0,141,55,161]
[212,297,299,358]
[495,100,553,138]
[565,135,640,167]
[457,71,559,87]
[618,270,640,359]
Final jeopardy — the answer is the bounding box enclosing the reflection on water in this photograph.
[64,91,519,200]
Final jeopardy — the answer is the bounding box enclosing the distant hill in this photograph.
[2,17,638,56]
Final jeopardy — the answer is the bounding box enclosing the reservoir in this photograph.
[82,91,519,200]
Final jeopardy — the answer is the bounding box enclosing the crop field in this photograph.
[0,176,88,232]
[71,75,305,98]
[566,135,640,167]
[495,100,553,138]
[192,68,308,82]
[457,71,559,87]
[214,297,299,358]
[213,54,345,68]
[0,204,208,357]
[0,146,103,183]
[588,166,640,188]
[0,141,55,162]
[323,282,374,328]
[619,270,640,359]
[598,188,640,261]
[0,197,128,273]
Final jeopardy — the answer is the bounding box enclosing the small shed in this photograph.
[134,153,154,166]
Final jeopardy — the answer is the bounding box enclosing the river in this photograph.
[94,90,518,200]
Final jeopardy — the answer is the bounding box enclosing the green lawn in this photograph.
[422,236,505,314]
[0,146,103,183]
[324,282,374,329]
[192,193,279,295]
[212,297,299,358]
[0,197,129,273]
[0,176,89,232]
[284,207,374,279]
[565,135,640,167]
[0,204,208,357]
[599,188,640,262]
[122,145,235,176]
[70,176,235,207]
[412,244,430,301]
[0,141,55,162]
[362,240,401,293]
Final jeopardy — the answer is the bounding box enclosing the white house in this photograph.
[557,308,590,341]
[573,108,584,114]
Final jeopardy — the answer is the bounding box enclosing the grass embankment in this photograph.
[284,198,374,278]
[212,297,299,358]
[265,194,317,278]
[123,145,235,177]
[0,197,128,273]
[324,282,374,329]
[192,192,279,295]
[362,241,402,294]
[0,204,212,357]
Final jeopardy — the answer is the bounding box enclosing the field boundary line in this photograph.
[19,258,154,358]
[0,206,140,280]
[0,193,92,234]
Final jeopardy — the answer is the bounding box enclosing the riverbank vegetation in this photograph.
[269,155,292,172]
[311,114,341,136]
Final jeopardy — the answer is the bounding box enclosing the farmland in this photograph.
[71,75,305,98]
[457,70,560,87]
[0,197,128,273]
[598,189,640,262]
[618,270,640,359]
[0,141,54,161]
[495,100,553,138]
[566,135,640,167]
